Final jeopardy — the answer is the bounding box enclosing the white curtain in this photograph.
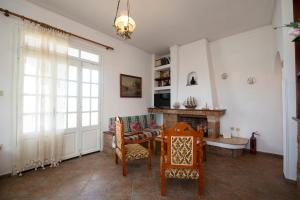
[13,23,70,175]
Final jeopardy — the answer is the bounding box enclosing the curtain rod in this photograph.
[0,8,114,50]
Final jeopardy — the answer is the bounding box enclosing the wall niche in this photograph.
[186,71,198,86]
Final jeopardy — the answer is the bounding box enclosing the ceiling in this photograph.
[27,0,275,54]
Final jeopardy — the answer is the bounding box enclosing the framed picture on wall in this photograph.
[120,74,142,98]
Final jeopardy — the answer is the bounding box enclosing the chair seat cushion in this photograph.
[165,168,199,179]
[116,144,149,161]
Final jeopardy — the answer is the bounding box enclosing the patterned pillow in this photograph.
[130,122,141,132]
[148,120,158,129]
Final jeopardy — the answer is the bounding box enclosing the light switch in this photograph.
[0,90,3,96]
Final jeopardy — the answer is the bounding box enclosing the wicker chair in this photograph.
[114,117,151,176]
[160,122,204,196]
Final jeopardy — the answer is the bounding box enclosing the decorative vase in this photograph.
[190,76,196,85]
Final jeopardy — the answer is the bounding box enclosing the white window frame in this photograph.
[66,39,104,152]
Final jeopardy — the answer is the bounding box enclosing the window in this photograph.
[81,66,99,127]
[22,45,101,134]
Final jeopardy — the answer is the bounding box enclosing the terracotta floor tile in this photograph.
[0,151,297,200]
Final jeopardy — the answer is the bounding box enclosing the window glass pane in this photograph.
[91,98,98,111]
[68,113,77,128]
[41,62,52,78]
[91,84,98,97]
[68,47,79,57]
[56,97,67,112]
[57,63,67,80]
[23,96,36,113]
[23,115,36,133]
[38,78,51,95]
[24,76,36,94]
[81,51,99,63]
[91,112,98,126]
[68,66,77,81]
[82,98,90,112]
[43,96,51,113]
[57,80,67,96]
[91,70,98,83]
[43,114,51,132]
[24,57,37,75]
[68,81,77,96]
[68,97,77,112]
[25,35,41,48]
[82,112,90,127]
[56,113,66,129]
[82,83,91,97]
[56,45,68,54]
[82,68,90,82]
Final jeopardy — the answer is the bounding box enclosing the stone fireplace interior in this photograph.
[177,115,208,137]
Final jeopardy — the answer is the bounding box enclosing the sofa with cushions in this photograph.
[107,114,161,146]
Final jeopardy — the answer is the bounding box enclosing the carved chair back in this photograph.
[115,117,125,152]
[162,122,203,169]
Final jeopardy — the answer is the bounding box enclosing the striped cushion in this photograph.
[121,117,131,133]
[143,128,161,138]
[109,114,157,133]
[124,132,147,142]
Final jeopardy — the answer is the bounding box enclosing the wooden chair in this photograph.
[114,117,151,176]
[160,122,204,196]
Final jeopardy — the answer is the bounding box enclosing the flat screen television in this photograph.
[154,93,170,108]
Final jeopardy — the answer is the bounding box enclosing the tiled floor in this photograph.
[0,150,297,200]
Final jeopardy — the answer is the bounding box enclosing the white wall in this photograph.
[171,26,283,155]
[177,39,216,108]
[209,26,283,155]
[0,0,152,175]
[272,0,297,181]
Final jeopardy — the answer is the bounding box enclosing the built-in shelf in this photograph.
[155,77,170,81]
[154,64,171,71]
[154,86,171,91]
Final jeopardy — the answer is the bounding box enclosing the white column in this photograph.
[170,45,179,107]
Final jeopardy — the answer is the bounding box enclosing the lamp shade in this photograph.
[114,15,136,33]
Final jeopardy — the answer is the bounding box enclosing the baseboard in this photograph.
[0,172,12,178]
[283,176,297,184]
[0,151,102,178]
[243,149,283,159]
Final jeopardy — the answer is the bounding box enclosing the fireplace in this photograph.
[148,108,225,138]
[177,115,208,137]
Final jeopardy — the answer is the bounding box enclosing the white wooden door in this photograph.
[79,63,100,155]
[62,48,101,159]
[61,59,80,159]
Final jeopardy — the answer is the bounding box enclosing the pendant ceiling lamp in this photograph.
[113,0,136,40]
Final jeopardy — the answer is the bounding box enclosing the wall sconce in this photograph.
[221,73,228,80]
[247,77,256,85]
